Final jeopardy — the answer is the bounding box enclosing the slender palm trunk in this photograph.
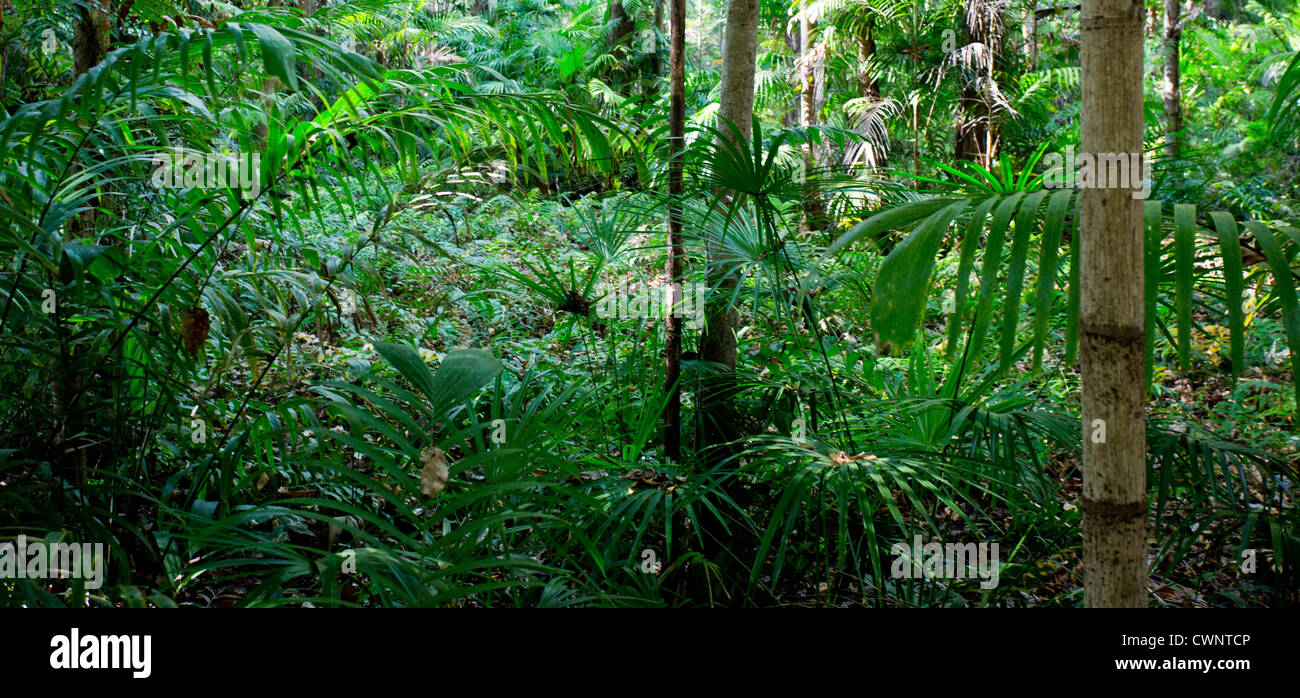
[784,24,800,127]
[799,12,826,231]
[854,15,885,171]
[1080,0,1148,608]
[703,0,757,374]
[70,1,111,234]
[645,0,664,101]
[857,15,879,100]
[664,0,686,461]
[1029,1,1039,69]
[697,0,756,460]
[1162,0,1183,159]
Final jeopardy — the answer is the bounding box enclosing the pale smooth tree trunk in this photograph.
[1024,0,1038,70]
[697,0,757,459]
[664,0,686,461]
[1162,0,1183,159]
[701,0,757,373]
[798,10,826,231]
[800,13,814,131]
[716,0,758,146]
[1079,0,1149,608]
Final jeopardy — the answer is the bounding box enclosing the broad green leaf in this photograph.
[826,198,958,257]
[946,196,999,360]
[1000,189,1049,372]
[1245,222,1300,415]
[248,24,298,91]
[373,342,439,403]
[1209,212,1244,380]
[967,193,1026,366]
[431,348,504,408]
[1031,189,1074,371]
[1064,200,1081,369]
[871,200,968,347]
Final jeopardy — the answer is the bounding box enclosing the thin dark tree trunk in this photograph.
[853,15,884,171]
[645,0,664,100]
[857,15,879,100]
[1080,0,1148,608]
[1162,0,1183,159]
[65,0,113,485]
[70,1,112,237]
[74,1,111,77]
[664,0,685,461]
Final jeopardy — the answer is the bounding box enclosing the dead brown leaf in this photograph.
[420,446,450,497]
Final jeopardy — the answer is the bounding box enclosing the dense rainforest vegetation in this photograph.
[0,0,1296,608]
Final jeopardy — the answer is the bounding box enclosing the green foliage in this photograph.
[0,0,1296,609]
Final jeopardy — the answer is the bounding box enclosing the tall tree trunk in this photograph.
[697,0,756,460]
[798,10,826,231]
[664,0,685,461]
[799,13,814,131]
[644,0,664,101]
[1024,0,1038,70]
[1162,0,1183,159]
[783,23,800,127]
[956,0,1006,167]
[74,1,111,77]
[609,0,636,52]
[298,0,323,98]
[1079,0,1148,608]
[70,1,111,237]
[66,0,113,485]
[857,15,879,100]
[607,0,637,89]
[955,1,993,166]
[717,0,759,146]
[854,15,884,170]
[703,0,757,374]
